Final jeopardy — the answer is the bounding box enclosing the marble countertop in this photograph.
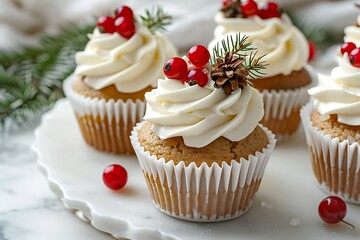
[0,125,117,240]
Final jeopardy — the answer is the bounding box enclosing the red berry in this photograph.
[222,0,232,7]
[163,57,188,82]
[241,0,258,17]
[97,16,115,34]
[114,17,136,39]
[185,69,209,87]
[267,2,279,11]
[188,45,210,68]
[349,48,360,67]
[341,42,356,55]
[258,2,281,19]
[318,196,347,224]
[115,5,134,20]
[103,164,128,190]
[308,41,316,62]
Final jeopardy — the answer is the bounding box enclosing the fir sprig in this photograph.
[140,6,172,33]
[212,33,267,79]
[0,24,94,131]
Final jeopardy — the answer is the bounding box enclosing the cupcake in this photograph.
[301,25,360,203]
[130,36,276,221]
[209,0,313,140]
[63,6,177,154]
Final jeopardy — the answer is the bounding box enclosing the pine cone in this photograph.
[221,0,243,18]
[211,52,249,95]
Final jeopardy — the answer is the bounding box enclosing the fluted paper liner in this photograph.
[63,76,146,154]
[130,122,276,222]
[301,102,360,204]
[260,84,310,141]
[260,66,315,141]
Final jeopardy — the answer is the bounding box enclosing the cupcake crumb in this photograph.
[289,218,301,226]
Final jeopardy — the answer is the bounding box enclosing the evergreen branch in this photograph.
[244,51,268,79]
[211,33,267,78]
[0,23,94,131]
[140,6,172,33]
[287,13,340,51]
[211,34,256,63]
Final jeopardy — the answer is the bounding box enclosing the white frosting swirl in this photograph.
[209,13,308,77]
[309,53,360,126]
[344,15,360,43]
[144,77,264,148]
[74,23,177,93]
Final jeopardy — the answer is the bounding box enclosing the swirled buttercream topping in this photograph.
[209,13,308,77]
[75,24,177,93]
[309,53,360,126]
[143,77,264,148]
[344,15,360,44]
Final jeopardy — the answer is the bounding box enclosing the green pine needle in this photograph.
[212,33,267,79]
[0,24,94,131]
[140,6,172,33]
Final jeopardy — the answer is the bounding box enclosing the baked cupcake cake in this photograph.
[209,0,312,140]
[64,6,177,154]
[130,35,276,221]
[301,24,360,203]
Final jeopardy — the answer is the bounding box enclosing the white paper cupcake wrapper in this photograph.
[130,122,276,222]
[63,76,146,154]
[260,65,316,140]
[301,102,360,204]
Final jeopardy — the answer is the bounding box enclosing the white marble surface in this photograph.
[0,126,116,240]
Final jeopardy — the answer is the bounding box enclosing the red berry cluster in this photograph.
[223,0,281,19]
[97,6,136,39]
[340,42,360,68]
[163,45,210,87]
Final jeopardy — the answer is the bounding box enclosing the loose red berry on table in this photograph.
[222,0,232,7]
[349,48,360,67]
[258,2,281,19]
[163,57,188,82]
[318,196,355,229]
[186,69,209,87]
[115,5,134,20]
[308,41,316,62]
[241,0,258,17]
[103,164,128,190]
[97,16,115,34]
[341,42,356,55]
[188,45,210,68]
[114,17,136,39]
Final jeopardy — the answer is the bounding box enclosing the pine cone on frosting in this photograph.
[221,0,243,18]
[211,52,249,95]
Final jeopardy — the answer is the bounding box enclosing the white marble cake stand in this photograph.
[33,99,360,240]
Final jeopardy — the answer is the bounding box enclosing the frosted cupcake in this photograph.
[64,6,177,154]
[209,0,312,140]
[130,36,276,221]
[301,25,360,203]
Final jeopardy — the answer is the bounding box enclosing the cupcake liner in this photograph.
[301,102,360,204]
[260,66,316,141]
[260,84,310,141]
[63,76,146,154]
[130,122,276,222]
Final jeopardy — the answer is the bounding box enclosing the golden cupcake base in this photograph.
[301,102,360,204]
[76,114,140,155]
